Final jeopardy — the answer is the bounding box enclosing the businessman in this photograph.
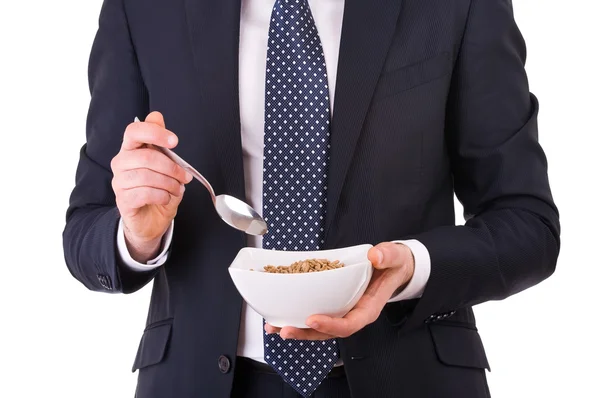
[63,0,560,397]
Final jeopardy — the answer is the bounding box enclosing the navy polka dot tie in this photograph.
[262,0,339,396]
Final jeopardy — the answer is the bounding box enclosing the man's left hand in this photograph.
[265,242,415,340]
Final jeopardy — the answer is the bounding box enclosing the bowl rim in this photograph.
[228,259,373,276]
[228,244,374,269]
[232,243,373,254]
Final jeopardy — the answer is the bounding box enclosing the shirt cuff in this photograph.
[116,218,173,272]
[386,239,431,302]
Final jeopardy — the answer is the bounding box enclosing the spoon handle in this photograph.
[153,145,217,203]
[134,117,217,203]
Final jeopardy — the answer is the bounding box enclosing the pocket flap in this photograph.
[373,51,452,101]
[132,320,173,372]
[429,324,490,371]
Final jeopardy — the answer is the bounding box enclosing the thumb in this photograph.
[144,111,166,128]
[368,242,411,270]
[166,187,185,211]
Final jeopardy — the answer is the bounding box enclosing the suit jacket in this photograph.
[63,0,560,396]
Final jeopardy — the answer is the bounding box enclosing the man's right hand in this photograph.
[111,111,192,263]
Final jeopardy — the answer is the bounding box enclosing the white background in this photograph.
[1,0,598,397]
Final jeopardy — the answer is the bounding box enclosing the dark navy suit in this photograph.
[63,0,560,396]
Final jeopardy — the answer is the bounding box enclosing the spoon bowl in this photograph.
[215,195,268,235]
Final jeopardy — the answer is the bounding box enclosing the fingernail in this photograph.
[308,321,319,329]
[376,249,384,264]
[180,184,185,194]
[134,117,140,122]
[168,135,178,146]
[185,172,193,182]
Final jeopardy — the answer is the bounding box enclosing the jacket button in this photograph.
[218,355,231,374]
[96,274,113,290]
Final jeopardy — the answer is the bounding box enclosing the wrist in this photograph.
[123,227,163,263]
[396,243,416,289]
[387,239,430,302]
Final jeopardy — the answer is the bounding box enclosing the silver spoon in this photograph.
[134,117,268,235]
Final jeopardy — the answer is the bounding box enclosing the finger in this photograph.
[117,186,177,210]
[264,324,282,334]
[368,242,411,270]
[279,326,335,341]
[122,121,178,150]
[144,111,166,128]
[112,148,192,184]
[114,169,185,197]
[305,273,396,337]
[305,306,374,338]
[265,323,335,340]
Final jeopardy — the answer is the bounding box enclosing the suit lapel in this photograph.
[184,0,245,200]
[324,0,404,242]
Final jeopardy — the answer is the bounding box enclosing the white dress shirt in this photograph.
[117,0,431,364]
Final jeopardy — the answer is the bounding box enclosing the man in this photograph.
[63,0,560,396]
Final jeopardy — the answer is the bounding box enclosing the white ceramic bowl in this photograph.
[228,244,373,328]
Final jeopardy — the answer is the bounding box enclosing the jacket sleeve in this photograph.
[392,0,560,331]
[62,0,157,294]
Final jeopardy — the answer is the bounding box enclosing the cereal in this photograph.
[261,259,344,273]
